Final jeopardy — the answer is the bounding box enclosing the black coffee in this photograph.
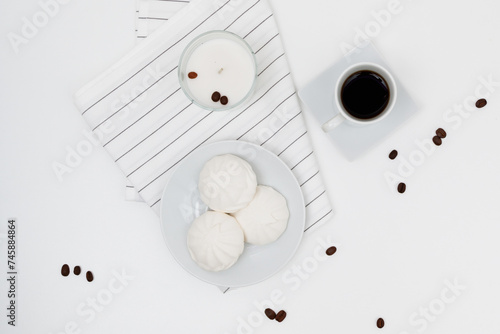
[341,70,390,120]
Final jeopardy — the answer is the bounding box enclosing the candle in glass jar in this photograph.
[180,31,256,110]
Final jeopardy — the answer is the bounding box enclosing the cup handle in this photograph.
[322,114,346,132]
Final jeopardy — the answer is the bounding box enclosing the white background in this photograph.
[1,0,500,333]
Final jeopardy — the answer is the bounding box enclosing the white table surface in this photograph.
[1,0,500,333]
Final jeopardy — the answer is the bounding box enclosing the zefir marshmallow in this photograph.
[232,185,289,245]
[187,212,244,272]
[181,31,256,109]
[198,154,258,213]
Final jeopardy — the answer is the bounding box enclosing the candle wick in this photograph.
[218,68,224,74]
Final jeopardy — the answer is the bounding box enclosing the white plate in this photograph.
[160,140,305,288]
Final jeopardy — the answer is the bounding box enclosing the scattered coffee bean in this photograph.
[74,266,81,276]
[86,271,94,282]
[220,96,229,105]
[397,182,406,194]
[435,128,447,139]
[432,136,442,146]
[211,91,221,102]
[475,98,487,108]
[188,72,198,79]
[326,246,337,256]
[265,308,277,320]
[61,264,70,277]
[275,310,287,322]
[377,318,385,329]
[388,150,398,160]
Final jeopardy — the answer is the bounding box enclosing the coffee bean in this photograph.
[61,264,70,277]
[264,308,276,320]
[86,271,94,282]
[211,91,221,102]
[475,98,487,108]
[432,136,442,146]
[220,96,229,105]
[388,150,398,160]
[74,266,81,276]
[397,182,406,194]
[377,318,385,328]
[435,128,447,139]
[188,72,197,79]
[275,310,286,322]
[326,246,337,256]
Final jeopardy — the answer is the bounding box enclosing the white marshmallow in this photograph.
[187,211,244,272]
[198,154,257,213]
[233,185,289,245]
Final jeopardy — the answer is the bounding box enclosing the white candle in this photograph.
[179,31,256,110]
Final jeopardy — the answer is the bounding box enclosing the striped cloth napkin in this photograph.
[75,0,333,285]
[135,0,187,40]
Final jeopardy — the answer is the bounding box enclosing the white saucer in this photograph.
[160,140,305,288]
[299,42,419,160]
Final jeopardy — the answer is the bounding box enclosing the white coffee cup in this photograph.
[322,62,397,132]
